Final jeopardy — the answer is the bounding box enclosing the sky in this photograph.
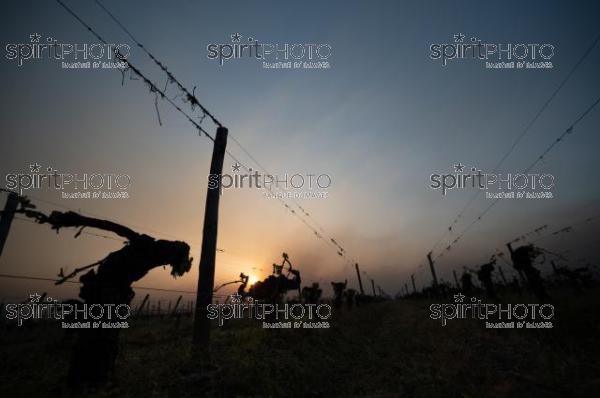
[0,0,599,302]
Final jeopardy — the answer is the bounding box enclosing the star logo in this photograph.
[454,33,465,43]
[454,163,464,172]
[231,162,241,172]
[29,293,41,303]
[453,293,465,303]
[229,293,243,303]
[231,33,242,42]
[30,33,41,43]
[30,163,41,173]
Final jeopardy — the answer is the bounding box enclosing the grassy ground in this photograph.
[1,288,599,397]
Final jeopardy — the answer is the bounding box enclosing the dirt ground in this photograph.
[1,288,599,397]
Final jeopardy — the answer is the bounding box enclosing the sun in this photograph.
[247,274,259,286]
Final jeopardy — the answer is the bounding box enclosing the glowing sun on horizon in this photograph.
[247,274,259,286]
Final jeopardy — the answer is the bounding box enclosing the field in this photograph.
[1,288,599,398]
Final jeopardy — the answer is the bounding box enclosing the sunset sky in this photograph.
[1,0,599,302]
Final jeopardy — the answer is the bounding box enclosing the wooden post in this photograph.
[427,252,438,287]
[0,192,19,257]
[136,294,150,316]
[411,274,417,294]
[171,295,183,317]
[370,279,376,296]
[355,263,365,295]
[193,126,228,350]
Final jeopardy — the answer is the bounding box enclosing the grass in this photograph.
[1,288,599,397]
